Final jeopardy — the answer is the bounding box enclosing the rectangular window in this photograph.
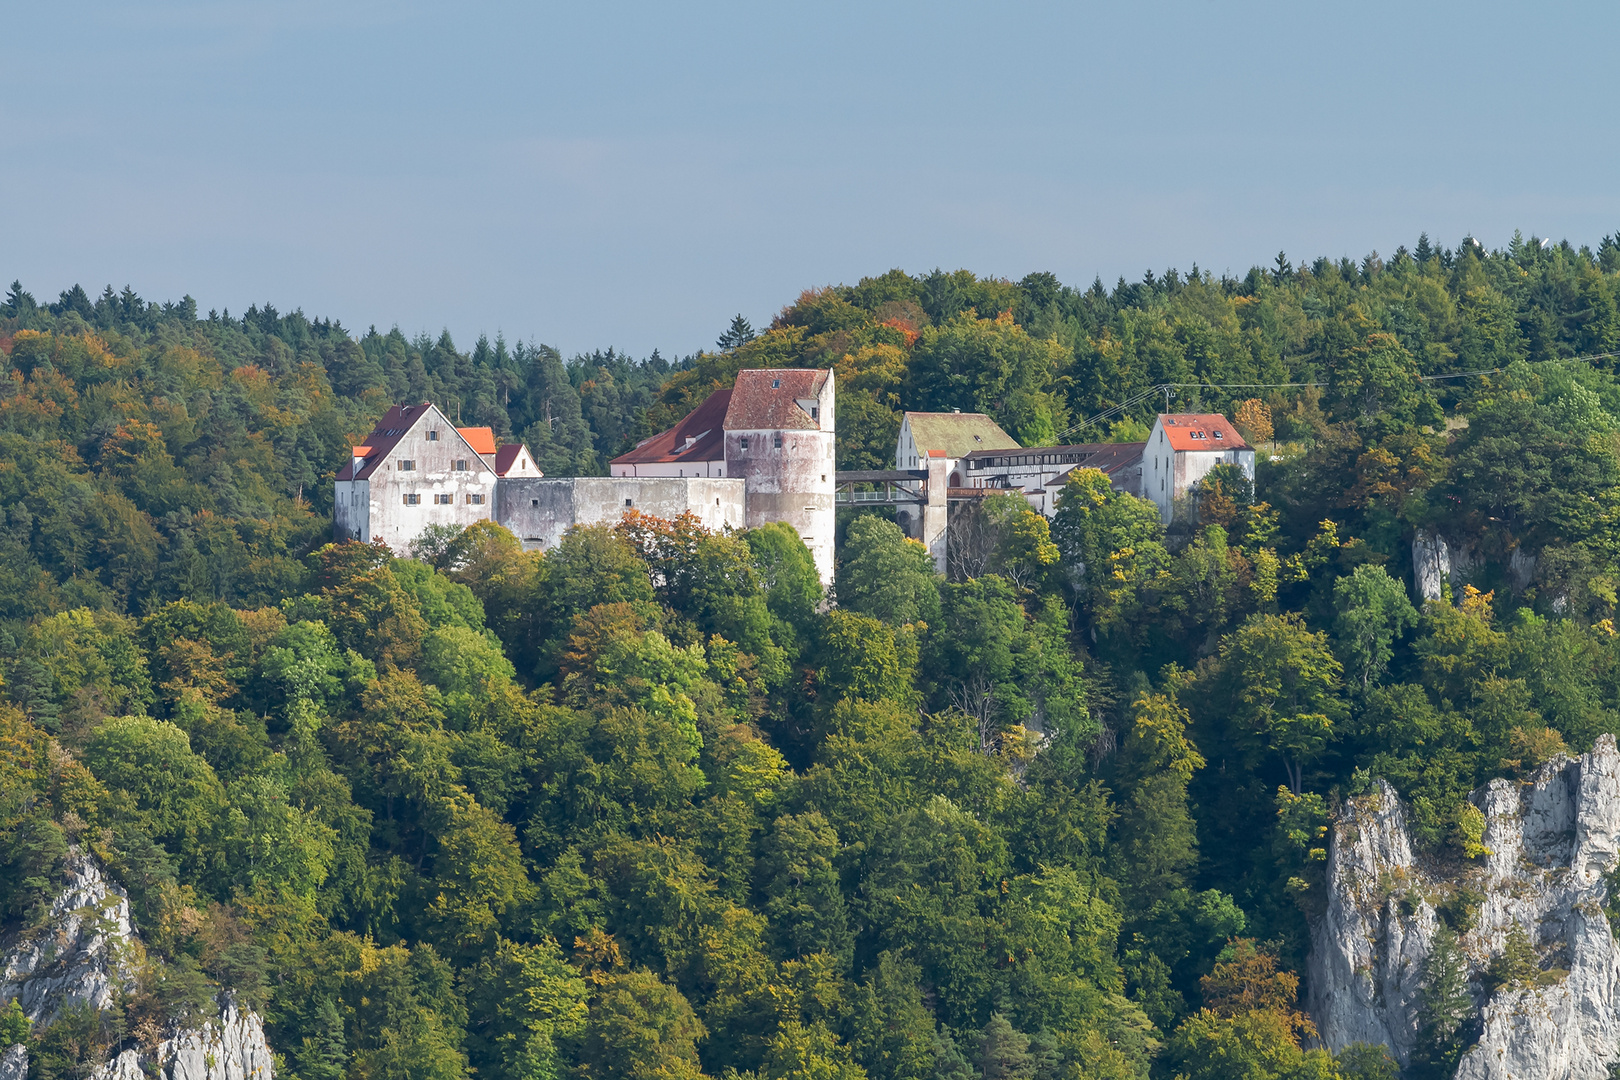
[739,437,750,450]
[773,435,783,449]
[427,430,439,441]
[810,407,818,419]
[434,493,453,504]
[466,493,485,505]
[398,459,416,471]
[625,498,633,507]
[455,460,468,471]
[403,493,420,505]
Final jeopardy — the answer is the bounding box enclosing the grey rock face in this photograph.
[1413,530,1452,602]
[88,1001,274,1080]
[1308,734,1620,1079]
[0,853,274,1080]
[0,852,135,1026]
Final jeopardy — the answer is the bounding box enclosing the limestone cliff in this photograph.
[0,852,274,1080]
[1308,734,1620,1079]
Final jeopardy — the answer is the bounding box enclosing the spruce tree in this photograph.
[717,313,755,350]
[1415,925,1475,1078]
[978,1014,1035,1080]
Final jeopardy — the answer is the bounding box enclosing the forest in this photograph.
[2,227,1620,1080]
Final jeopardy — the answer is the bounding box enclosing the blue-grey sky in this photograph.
[5,1,1617,358]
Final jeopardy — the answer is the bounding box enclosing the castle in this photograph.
[335,370,1250,588]
[334,369,837,586]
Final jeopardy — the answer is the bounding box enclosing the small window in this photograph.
[434,493,453,505]
[739,437,750,450]
[467,493,485,505]
[531,499,539,507]
[520,457,526,469]
[398,459,416,471]
[1213,430,1223,439]
[771,378,781,388]
[427,430,439,441]
[773,435,783,449]
[625,498,633,508]
[403,493,420,505]
[455,460,468,471]
[810,407,818,419]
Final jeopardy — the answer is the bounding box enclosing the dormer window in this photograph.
[1212,430,1223,439]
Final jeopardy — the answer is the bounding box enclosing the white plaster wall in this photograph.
[359,406,498,553]
[610,460,727,478]
[334,479,370,541]
[496,477,745,551]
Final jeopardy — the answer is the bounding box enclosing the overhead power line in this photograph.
[1053,349,1620,441]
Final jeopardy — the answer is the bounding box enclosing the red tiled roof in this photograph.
[1158,414,1250,452]
[336,403,434,481]
[493,444,536,476]
[723,369,829,430]
[611,388,733,465]
[457,427,497,455]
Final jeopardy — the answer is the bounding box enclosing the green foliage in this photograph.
[0,998,29,1046]
[837,515,940,627]
[1413,925,1475,1079]
[8,242,1620,1078]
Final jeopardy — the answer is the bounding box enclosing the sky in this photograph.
[4,1,1619,358]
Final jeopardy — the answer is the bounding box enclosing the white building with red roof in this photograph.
[1142,413,1255,522]
[334,402,538,552]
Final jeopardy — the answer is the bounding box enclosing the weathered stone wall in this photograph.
[495,477,745,551]
[1308,736,1620,1078]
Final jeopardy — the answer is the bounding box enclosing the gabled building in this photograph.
[895,411,1020,488]
[333,403,537,552]
[607,368,836,585]
[962,441,1146,516]
[1142,413,1254,522]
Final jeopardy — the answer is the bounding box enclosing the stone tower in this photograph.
[722,369,837,587]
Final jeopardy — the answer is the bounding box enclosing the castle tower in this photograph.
[723,369,836,588]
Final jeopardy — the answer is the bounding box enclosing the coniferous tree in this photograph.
[717,314,755,350]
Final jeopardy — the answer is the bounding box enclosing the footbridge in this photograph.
[833,460,973,573]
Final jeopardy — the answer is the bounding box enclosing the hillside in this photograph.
[2,233,1620,1079]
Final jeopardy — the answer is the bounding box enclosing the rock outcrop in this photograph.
[90,1001,274,1080]
[0,853,135,1026]
[1309,734,1620,1079]
[0,852,274,1079]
